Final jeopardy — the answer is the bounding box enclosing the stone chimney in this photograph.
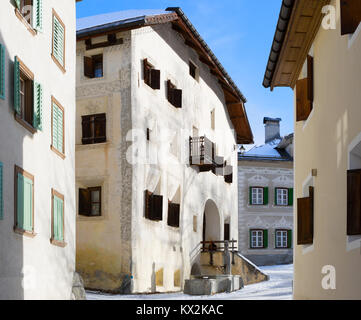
[263,117,281,143]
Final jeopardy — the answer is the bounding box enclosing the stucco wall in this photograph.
[0,0,76,299]
[238,160,293,266]
[293,0,361,299]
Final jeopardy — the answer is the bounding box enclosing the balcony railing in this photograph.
[189,136,215,170]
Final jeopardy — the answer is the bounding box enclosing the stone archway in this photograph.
[202,199,221,246]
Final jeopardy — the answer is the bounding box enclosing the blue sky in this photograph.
[77,0,294,148]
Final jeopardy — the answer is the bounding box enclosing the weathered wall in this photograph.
[0,0,76,299]
[293,0,361,299]
[238,160,294,266]
[75,31,133,292]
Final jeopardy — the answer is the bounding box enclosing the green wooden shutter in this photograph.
[263,229,268,248]
[249,187,252,205]
[263,187,269,205]
[53,195,64,242]
[274,188,278,205]
[53,16,65,66]
[33,0,43,32]
[288,188,294,206]
[249,229,252,248]
[15,0,20,9]
[33,82,43,131]
[0,163,3,220]
[23,176,33,232]
[0,44,5,100]
[287,230,293,248]
[52,103,63,153]
[14,57,21,114]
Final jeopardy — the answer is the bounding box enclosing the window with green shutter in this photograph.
[0,162,3,220]
[51,189,65,246]
[14,166,34,235]
[51,97,65,157]
[32,0,43,32]
[250,187,264,205]
[0,44,5,100]
[263,229,268,248]
[263,187,269,205]
[52,10,65,71]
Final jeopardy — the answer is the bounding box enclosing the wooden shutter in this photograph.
[16,173,24,229]
[167,80,174,104]
[224,223,230,241]
[263,230,268,248]
[288,188,294,206]
[296,78,312,122]
[79,188,91,216]
[84,56,94,78]
[143,59,151,85]
[52,103,63,152]
[263,187,269,205]
[340,0,361,35]
[249,187,253,205]
[307,55,314,103]
[23,176,33,232]
[0,163,3,220]
[0,44,4,100]
[94,114,106,143]
[347,170,361,235]
[297,186,314,245]
[15,0,20,9]
[249,230,252,248]
[224,166,233,183]
[53,15,65,66]
[81,115,91,144]
[173,89,182,108]
[14,57,21,115]
[53,195,64,241]
[150,69,160,90]
[152,195,163,221]
[33,82,43,131]
[287,230,293,248]
[144,190,152,219]
[168,202,180,228]
[33,0,43,32]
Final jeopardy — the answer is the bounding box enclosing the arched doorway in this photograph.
[202,199,221,248]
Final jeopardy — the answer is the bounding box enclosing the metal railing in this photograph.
[201,239,237,266]
[189,136,215,166]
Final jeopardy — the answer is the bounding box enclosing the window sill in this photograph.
[51,145,66,159]
[14,227,36,238]
[50,238,67,248]
[76,141,109,151]
[15,9,37,36]
[15,114,37,134]
[51,54,66,74]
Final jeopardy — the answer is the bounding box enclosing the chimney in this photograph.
[263,117,281,143]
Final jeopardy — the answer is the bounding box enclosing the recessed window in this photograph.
[143,59,160,90]
[81,113,106,145]
[275,230,292,249]
[251,187,264,205]
[250,229,267,249]
[168,201,180,228]
[84,54,103,79]
[144,190,163,221]
[189,61,198,80]
[79,187,102,217]
[276,188,288,206]
[167,80,182,108]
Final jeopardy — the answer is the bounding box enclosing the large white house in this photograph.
[0,0,78,299]
[75,7,254,293]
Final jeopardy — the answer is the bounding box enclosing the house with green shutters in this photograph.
[238,118,294,266]
[0,0,79,299]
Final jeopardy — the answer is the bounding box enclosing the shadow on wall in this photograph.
[0,27,24,299]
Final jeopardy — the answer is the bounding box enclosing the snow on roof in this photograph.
[77,9,170,32]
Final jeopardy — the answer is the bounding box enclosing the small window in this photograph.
[193,215,197,232]
[189,61,198,80]
[51,189,66,247]
[51,97,65,158]
[14,57,43,133]
[211,109,215,130]
[251,187,264,205]
[81,113,106,145]
[250,230,267,249]
[52,10,66,72]
[79,187,101,217]
[15,0,43,33]
[276,188,288,206]
[144,190,163,221]
[84,54,103,79]
[167,80,182,108]
[143,59,160,90]
[275,230,288,248]
[14,165,35,237]
[224,223,230,241]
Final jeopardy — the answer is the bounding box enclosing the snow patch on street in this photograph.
[86,264,293,300]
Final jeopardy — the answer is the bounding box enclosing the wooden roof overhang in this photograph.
[77,8,253,144]
[263,0,330,90]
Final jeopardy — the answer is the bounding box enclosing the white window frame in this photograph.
[251,230,264,248]
[276,230,288,248]
[276,188,288,206]
[251,187,264,205]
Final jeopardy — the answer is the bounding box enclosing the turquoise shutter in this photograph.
[0,44,4,100]
[249,230,252,248]
[15,0,20,9]
[263,230,268,248]
[53,16,65,66]
[263,187,269,205]
[52,103,64,153]
[287,230,293,248]
[53,195,64,242]
[33,82,43,130]
[274,188,277,205]
[14,57,20,114]
[33,0,43,32]
[249,187,252,205]
[23,176,33,232]
[0,163,3,220]
[16,173,24,229]
[288,188,294,206]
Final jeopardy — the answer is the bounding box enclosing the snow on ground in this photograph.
[86,264,293,300]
